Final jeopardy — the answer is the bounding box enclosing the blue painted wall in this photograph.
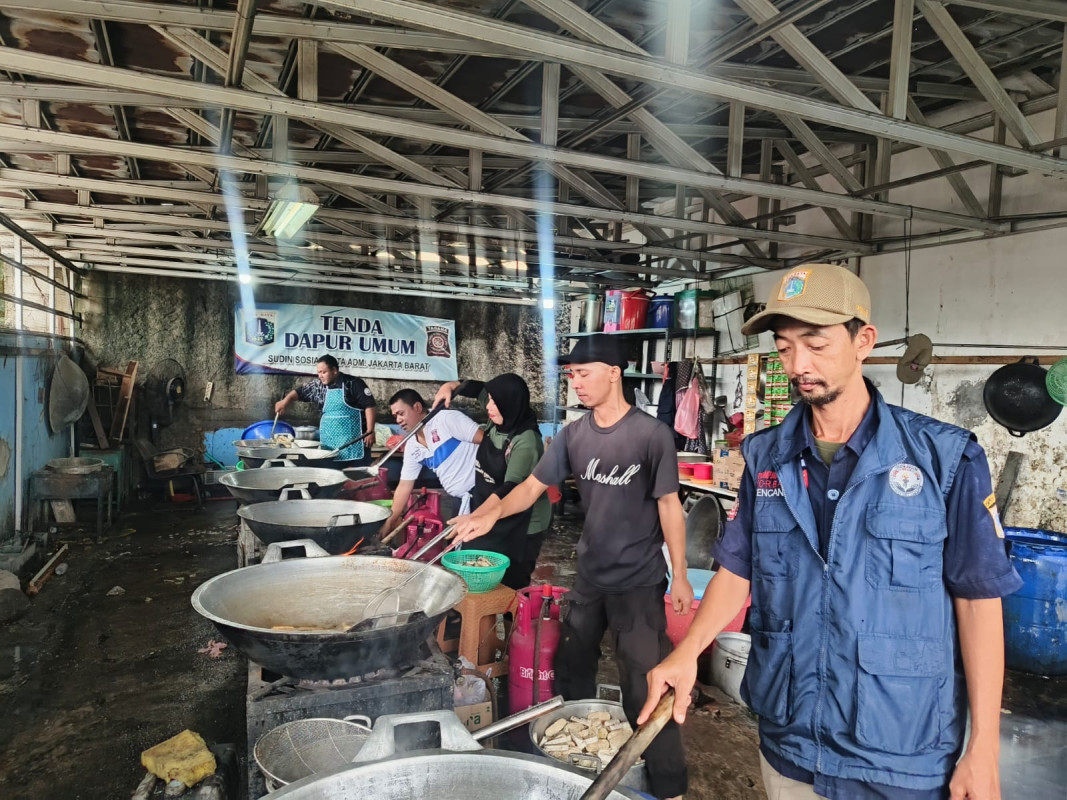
[0,333,73,542]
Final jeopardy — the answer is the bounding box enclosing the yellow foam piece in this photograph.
[140,729,217,787]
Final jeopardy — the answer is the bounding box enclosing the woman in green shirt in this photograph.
[436,374,551,590]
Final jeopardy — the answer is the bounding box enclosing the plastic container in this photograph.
[242,420,296,440]
[647,296,674,329]
[710,632,751,707]
[603,290,650,332]
[1047,358,1067,405]
[675,289,716,330]
[442,550,510,593]
[1003,527,1067,675]
[678,463,696,479]
[665,569,750,649]
[691,463,713,481]
[508,584,568,714]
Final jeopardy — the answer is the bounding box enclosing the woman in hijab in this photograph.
[434,374,551,590]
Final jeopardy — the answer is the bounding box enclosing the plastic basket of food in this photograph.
[441,549,510,593]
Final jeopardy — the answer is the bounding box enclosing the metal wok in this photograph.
[271,710,645,800]
[191,549,467,679]
[236,445,345,469]
[237,499,390,553]
[218,466,347,504]
[233,438,320,449]
[983,357,1063,437]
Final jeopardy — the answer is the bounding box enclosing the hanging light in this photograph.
[261,184,320,239]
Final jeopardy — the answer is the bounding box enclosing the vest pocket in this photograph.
[753,504,800,581]
[741,627,793,726]
[865,504,945,591]
[855,633,943,755]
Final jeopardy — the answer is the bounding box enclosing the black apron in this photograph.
[468,428,532,563]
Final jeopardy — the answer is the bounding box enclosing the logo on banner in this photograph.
[244,310,277,347]
[425,325,452,358]
[756,470,784,498]
[889,463,924,497]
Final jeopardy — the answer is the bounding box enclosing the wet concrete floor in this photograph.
[0,500,1063,799]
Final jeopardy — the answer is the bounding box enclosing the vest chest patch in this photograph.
[888,463,924,497]
[757,470,784,498]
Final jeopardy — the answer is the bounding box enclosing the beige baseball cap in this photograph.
[741,263,872,336]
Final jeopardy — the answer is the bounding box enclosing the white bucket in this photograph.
[710,632,751,708]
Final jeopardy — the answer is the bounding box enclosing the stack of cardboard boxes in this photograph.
[712,445,745,491]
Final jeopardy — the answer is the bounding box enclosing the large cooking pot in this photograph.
[218,465,347,504]
[528,688,650,794]
[191,545,466,679]
[237,499,390,553]
[236,445,345,469]
[270,709,645,799]
[983,357,1063,437]
[233,438,320,449]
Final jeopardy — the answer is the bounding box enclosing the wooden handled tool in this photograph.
[578,689,676,800]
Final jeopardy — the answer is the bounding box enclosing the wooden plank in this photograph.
[994,450,1025,519]
[86,399,110,449]
[50,500,76,523]
[26,543,69,595]
[109,360,138,442]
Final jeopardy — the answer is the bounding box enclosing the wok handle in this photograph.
[261,458,297,468]
[326,513,359,530]
[353,709,482,763]
[278,484,312,501]
[343,714,373,728]
[262,539,331,563]
[1008,428,1027,438]
[472,695,564,742]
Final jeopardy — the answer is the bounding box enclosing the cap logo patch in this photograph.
[779,269,811,301]
[888,463,924,497]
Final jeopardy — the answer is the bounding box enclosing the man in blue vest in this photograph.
[640,264,1022,800]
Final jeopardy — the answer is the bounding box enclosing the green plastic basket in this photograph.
[441,550,510,593]
[369,499,393,508]
[1048,358,1067,406]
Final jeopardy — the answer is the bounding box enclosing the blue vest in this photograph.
[739,388,971,789]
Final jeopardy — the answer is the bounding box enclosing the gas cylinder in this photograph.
[508,584,568,714]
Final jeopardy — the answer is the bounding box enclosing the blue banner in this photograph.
[234,302,458,380]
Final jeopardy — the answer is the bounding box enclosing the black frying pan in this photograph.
[983,357,1062,437]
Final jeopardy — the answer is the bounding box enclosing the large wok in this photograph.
[236,446,345,469]
[271,710,645,800]
[984,357,1062,437]
[191,548,466,679]
[218,465,347,504]
[233,438,320,449]
[237,499,390,553]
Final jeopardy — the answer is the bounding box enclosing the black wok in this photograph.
[191,551,467,679]
[983,357,1062,437]
[237,499,390,553]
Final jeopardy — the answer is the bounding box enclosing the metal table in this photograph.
[29,467,114,539]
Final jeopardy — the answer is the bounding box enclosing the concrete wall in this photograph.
[0,334,73,540]
[77,273,550,452]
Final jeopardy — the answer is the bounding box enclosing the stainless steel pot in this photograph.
[46,457,104,475]
[294,426,319,441]
[270,709,645,799]
[191,544,466,679]
[237,499,390,553]
[528,688,649,794]
[218,466,347,504]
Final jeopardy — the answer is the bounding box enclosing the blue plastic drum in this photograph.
[242,420,296,440]
[1003,527,1067,676]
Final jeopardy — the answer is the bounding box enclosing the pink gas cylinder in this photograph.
[392,490,446,561]
[508,584,568,714]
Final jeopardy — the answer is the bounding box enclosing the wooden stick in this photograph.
[380,513,417,545]
[27,543,69,596]
[579,689,676,800]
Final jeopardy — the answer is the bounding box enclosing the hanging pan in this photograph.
[983,357,1062,437]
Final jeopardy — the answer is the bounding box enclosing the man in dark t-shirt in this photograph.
[450,334,692,800]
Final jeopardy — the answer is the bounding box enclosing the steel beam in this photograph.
[945,0,1067,22]
[918,0,1041,147]
[1057,27,1067,158]
[778,114,864,193]
[777,141,861,242]
[305,0,1067,175]
[905,99,986,218]
[731,0,880,112]
[218,0,258,154]
[727,102,745,179]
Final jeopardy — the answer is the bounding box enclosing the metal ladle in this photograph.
[349,525,458,631]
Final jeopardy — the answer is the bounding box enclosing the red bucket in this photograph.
[604,290,650,331]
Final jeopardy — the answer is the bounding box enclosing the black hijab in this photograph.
[485,373,539,436]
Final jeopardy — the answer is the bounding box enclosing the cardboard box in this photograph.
[455,701,493,733]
